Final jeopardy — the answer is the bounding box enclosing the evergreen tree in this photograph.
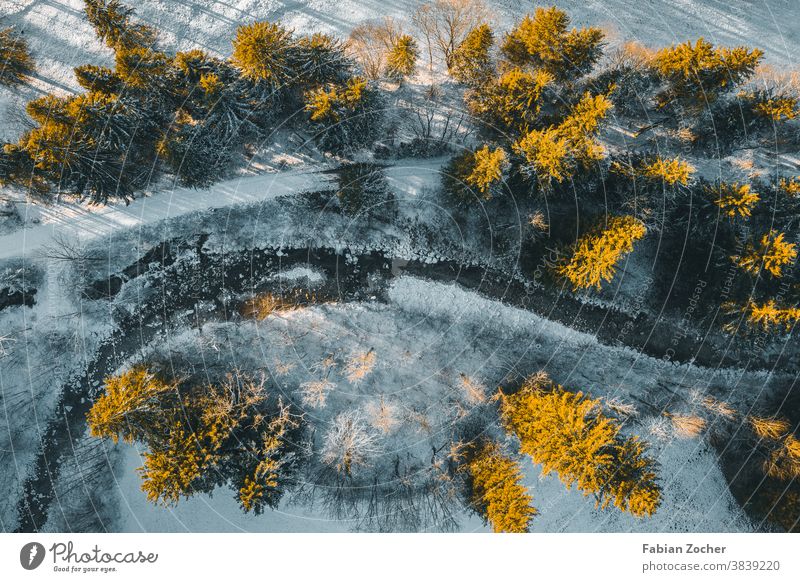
[498,373,660,517]
[385,35,419,82]
[514,91,612,186]
[740,300,800,332]
[0,27,35,86]
[231,21,295,88]
[501,7,604,81]
[88,367,300,514]
[304,77,384,154]
[83,0,156,51]
[750,91,799,122]
[465,441,537,533]
[733,230,798,278]
[333,162,393,216]
[709,181,759,217]
[450,23,494,87]
[74,64,123,94]
[442,145,507,203]
[555,215,646,290]
[292,33,352,87]
[466,67,552,134]
[652,38,762,106]
[613,155,694,187]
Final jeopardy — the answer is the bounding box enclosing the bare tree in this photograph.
[348,18,403,80]
[412,0,490,71]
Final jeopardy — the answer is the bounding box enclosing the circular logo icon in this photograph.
[20,542,46,570]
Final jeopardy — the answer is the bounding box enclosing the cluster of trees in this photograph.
[0,0,385,202]
[498,373,661,518]
[87,366,301,514]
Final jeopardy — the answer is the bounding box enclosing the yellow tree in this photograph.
[555,215,646,290]
[501,6,604,81]
[443,145,508,202]
[231,21,295,86]
[514,91,612,186]
[385,34,419,81]
[733,230,798,277]
[652,38,762,105]
[465,441,537,532]
[498,373,660,517]
[710,182,760,217]
[88,367,298,514]
[450,23,494,86]
[466,67,552,133]
[741,300,800,332]
[0,27,35,86]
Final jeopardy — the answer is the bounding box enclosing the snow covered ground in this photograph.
[90,275,755,532]
[2,0,799,534]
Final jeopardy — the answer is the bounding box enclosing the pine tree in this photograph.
[733,230,798,277]
[779,177,800,197]
[83,0,156,51]
[465,441,537,533]
[709,182,760,217]
[0,27,35,86]
[293,33,352,86]
[555,215,646,290]
[74,65,123,94]
[231,21,295,88]
[385,35,419,82]
[114,46,171,89]
[334,162,393,216]
[750,91,799,121]
[514,91,612,186]
[501,7,604,81]
[442,145,508,203]
[466,67,552,134]
[652,38,762,105]
[613,155,694,187]
[304,77,384,154]
[740,300,800,332]
[498,373,660,517]
[450,23,494,87]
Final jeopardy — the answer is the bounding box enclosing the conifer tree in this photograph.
[466,67,552,134]
[733,230,798,277]
[779,177,800,197]
[385,35,419,82]
[652,38,762,105]
[751,91,799,122]
[450,23,494,87]
[83,0,155,51]
[443,145,507,203]
[304,77,384,153]
[74,64,123,94]
[514,91,612,186]
[498,373,660,517]
[740,300,800,332]
[710,181,760,217]
[465,441,537,533]
[501,7,604,81]
[613,155,694,187]
[231,21,295,88]
[0,27,35,86]
[293,33,352,86]
[555,215,646,290]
